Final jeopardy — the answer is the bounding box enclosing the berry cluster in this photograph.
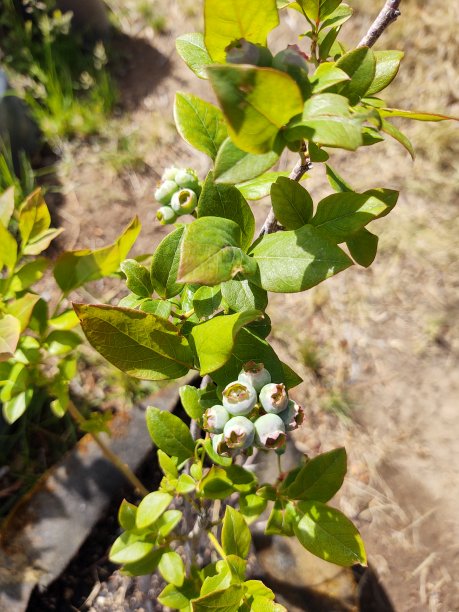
[203,362,304,457]
[154,167,200,225]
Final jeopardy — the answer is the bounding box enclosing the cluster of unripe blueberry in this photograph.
[154,167,200,225]
[204,362,304,456]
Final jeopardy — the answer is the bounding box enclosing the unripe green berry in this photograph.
[162,166,180,182]
[259,383,288,414]
[155,179,179,204]
[170,188,198,215]
[175,168,199,190]
[156,206,177,225]
[279,399,304,432]
[226,39,273,67]
[212,433,231,456]
[223,416,255,449]
[273,45,309,74]
[203,405,230,434]
[238,361,271,393]
[222,381,257,416]
[254,413,286,450]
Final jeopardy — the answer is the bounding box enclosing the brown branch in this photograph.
[357,0,402,48]
[258,142,312,237]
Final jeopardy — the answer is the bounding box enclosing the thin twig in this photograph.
[259,142,312,237]
[357,0,402,48]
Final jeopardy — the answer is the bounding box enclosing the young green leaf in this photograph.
[118,499,138,531]
[178,217,257,285]
[214,138,279,184]
[158,551,185,587]
[9,258,49,293]
[200,466,235,500]
[335,47,376,105]
[193,286,223,319]
[109,532,155,565]
[311,62,350,94]
[378,108,458,122]
[191,310,261,374]
[250,226,353,292]
[176,33,213,79]
[294,500,367,566]
[54,217,141,294]
[174,93,227,160]
[159,581,200,610]
[179,385,205,421]
[311,189,398,242]
[380,118,415,159]
[158,450,179,478]
[191,584,244,612]
[325,164,353,192]
[286,448,347,501]
[0,224,17,272]
[204,0,279,62]
[271,177,313,229]
[0,315,21,362]
[121,259,153,298]
[198,173,255,250]
[346,228,379,267]
[0,187,14,227]
[74,304,193,380]
[151,225,185,299]
[201,565,233,596]
[236,172,290,201]
[18,189,50,247]
[366,51,404,96]
[239,493,268,519]
[222,507,251,559]
[221,280,268,313]
[146,407,196,464]
[208,65,303,154]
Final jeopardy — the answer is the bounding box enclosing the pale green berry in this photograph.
[155,179,179,204]
[238,361,271,393]
[226,39,273,67]
[254,413,286,450]
[170,188,198,215]
[222,381,257,416]
[156,206,177,225]
[273,45,309,74]
[279,399,304,432]
[212,433,231,457]
[259,383,288,414]
[203,405,230,434]
[223,416,255,449]
[175,168,199,190]
[162,166,180,181]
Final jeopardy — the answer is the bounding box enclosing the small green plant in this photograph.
[55,0,459,608]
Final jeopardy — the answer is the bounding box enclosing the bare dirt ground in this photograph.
[49,1,458,610]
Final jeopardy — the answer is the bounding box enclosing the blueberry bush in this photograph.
[73,0,457,608]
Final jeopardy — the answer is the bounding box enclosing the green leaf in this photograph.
[193,286,223,319]
[366,51,404,96]
[203,437,232,467]
[158,450,179,478]
[204,0,279,62]
[378,108,458,122]
[311,62,350,93]
[109,532,155,565]
[0,187,14,227]
[239,493,267,519]
[335,47,376,105]
[156,510,183,538]
[245,581,275,601]
[5,293,39,333]
[294,500,367,566]
[49,309,80,330]
[200,466,235,500]
[2,390,33,424]
[346,228,378,267]
[208,65,303,154]
[159,580,200,610]
[201,565,233,596]
[159,551,185,587]
[191,310,261,375]
[118,499,138,530]
[311,189,398,242]
[0,315,21,362]
[121,259,153,298]
[192,584,244,612]
[45,329,81,356]
[221,280,268,313]
[176,473,196,494]
[380,118,415,159]
[146,407,195,464]
[23,228,63,256]
[287,94,362,151]
[176,33,213,79]
[9,258,48,293]
[136,491,173,530]
[122,548,164,577]
[271,177,313,229]
[18,189,50,247]
[214,138,279,184]
[174,93,227,160]
[140,299,172,319]
[54,217,141,293]
[179,385,205,421]
[236,172,290,201]
[198,173,255,251]
[250,226,352,292]
[178,217,257,286]
[287,448,347,501]
[151,225,185,299]
[251,597,286,611]
[0,223,17,272]
[74,304,193,380]
[325,164,352,192]
[320,3,353,29]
